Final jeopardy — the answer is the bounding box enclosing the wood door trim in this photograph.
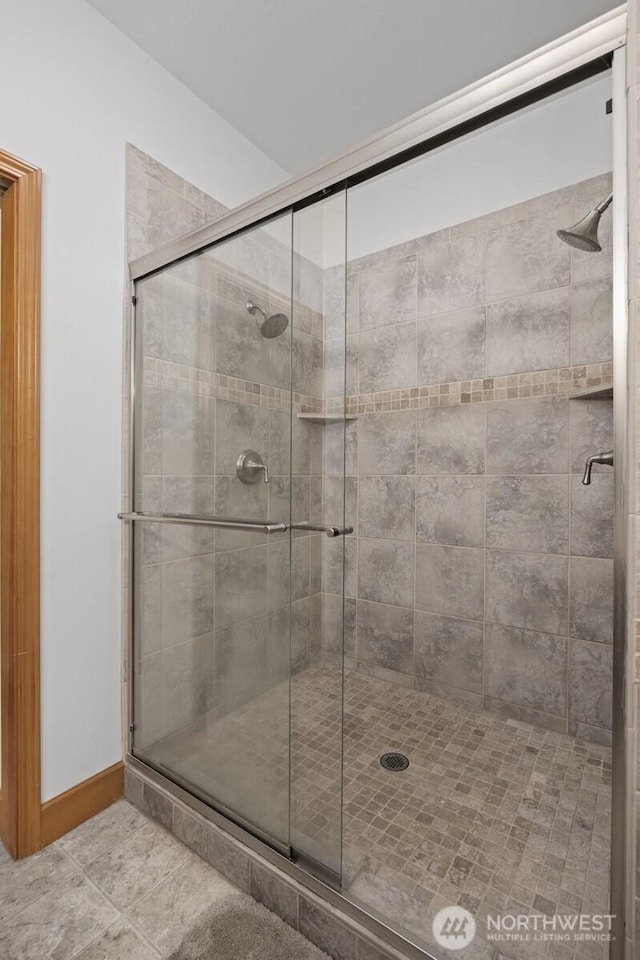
[0,147,42,858]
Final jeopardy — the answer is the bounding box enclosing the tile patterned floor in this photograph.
[144,662,612,960]
[338,667,612,960]
[0,801,239,959]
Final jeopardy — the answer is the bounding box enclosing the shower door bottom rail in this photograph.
[134,752,294,860]
[118,512,353,537]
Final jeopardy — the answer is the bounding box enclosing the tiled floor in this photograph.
[143,661,612,960]
[339,667,611,960]
[0,800,239,959]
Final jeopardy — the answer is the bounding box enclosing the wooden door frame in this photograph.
[0,148,41,858]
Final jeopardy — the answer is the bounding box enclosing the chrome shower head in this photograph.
[246,300,289,339]
[556,192,612,253]
[260,312,289,339]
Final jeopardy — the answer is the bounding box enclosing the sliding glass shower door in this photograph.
[289,192,348,878]
[129,195,348,877]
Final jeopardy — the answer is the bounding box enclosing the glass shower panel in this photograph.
[132,212,295,851]
[341,73,614,957]
[289,191,347,880]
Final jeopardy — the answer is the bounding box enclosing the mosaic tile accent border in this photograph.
[142,356,322,413]
[143,356,613,417]
[322,362,613,415]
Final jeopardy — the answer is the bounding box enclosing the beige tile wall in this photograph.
[320,174,615,748]
[122,144,230,759]
[124,145,331,751]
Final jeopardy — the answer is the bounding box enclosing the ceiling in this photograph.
[86,0,619,176]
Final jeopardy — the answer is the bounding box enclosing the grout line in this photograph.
[61,809,156,874]
[122,853,213,951]
[0,850,87,930]
[71,918,162,960]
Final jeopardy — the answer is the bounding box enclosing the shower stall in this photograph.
[122,11,628,960]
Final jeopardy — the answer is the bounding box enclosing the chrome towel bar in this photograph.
[118,513,353,538]
[118,512,287,534]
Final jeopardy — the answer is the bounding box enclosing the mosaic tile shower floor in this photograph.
[144,663,612,960]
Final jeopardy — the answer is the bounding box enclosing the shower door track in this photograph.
[124,7,630,960]
[129,755,344,889]
[127,754,433,960]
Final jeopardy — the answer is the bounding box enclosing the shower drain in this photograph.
[380,752,409,772]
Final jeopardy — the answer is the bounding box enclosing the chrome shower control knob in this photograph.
[236,449,269,484]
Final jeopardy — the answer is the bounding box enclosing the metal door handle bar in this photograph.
[118,512,287,534]
[118,513,353,537]
[290,522,354,538]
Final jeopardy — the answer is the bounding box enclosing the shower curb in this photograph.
[124,761,440,960]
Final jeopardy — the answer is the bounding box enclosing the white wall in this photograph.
[344,72,612,264]
[0,0,289,801]
[84,0,619,176]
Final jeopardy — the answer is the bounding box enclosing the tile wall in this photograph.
[135,265,322,745]
[123,144,227,753]
[320,173,615,746]
[125,146,333,751]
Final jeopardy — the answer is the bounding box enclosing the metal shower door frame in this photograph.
[123,7,631,959]
[128,9,626,285]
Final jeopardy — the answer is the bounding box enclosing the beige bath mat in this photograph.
[168,892,332,960]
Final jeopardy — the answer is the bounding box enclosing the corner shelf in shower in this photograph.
[296,413,358,423]
[568,385,613,400]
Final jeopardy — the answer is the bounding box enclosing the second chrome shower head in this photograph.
[556,192,612,253]
[246,300,289,339]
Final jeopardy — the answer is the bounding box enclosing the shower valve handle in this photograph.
[236,449,269,484]
[582,450,613,486]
